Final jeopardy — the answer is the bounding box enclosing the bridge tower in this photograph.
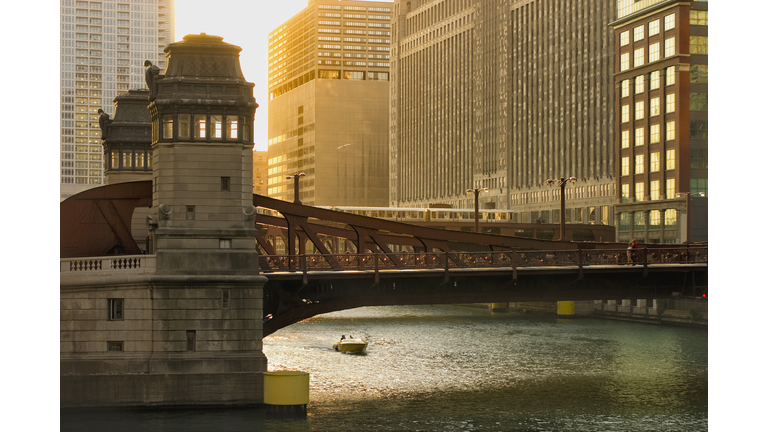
[61,34,268,408]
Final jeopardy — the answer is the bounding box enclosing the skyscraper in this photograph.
[612,0,708,243]
[390,0,617,230]
[60,0,174,200]
[267,0,393,207]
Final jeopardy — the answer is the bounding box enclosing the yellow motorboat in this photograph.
[333,336,368,354]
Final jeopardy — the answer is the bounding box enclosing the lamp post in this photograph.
[675,191,705,243]
[546,177,577,241]
[466,187,489,233]
[286,172,305,204]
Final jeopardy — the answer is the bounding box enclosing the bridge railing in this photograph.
[259,246,707,273]
[60,255,156,275]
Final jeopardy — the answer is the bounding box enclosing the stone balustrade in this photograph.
[60,255,156,276]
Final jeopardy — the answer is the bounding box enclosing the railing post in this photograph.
[512,250,517,280]
[374,250,379,284]
[642,247,648,277]
[444,251,450,283]
[301,254,308,286]
[577,248,583,279]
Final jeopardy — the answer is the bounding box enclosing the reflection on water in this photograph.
[61,305,707,431]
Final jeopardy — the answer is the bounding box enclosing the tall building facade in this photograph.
[612,0,708,243]
[60,0,174,200]
[267,0,393,206]
[390,0,617,227]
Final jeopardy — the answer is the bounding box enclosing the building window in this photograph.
[666,149,676,170]
[634,47,644,67]
[108,341,123,352]
[635,127,645,146]
[649,210,661,227]
[162,114,173,139]
[211,115,223,139]
[343,70,365,80]
[634,25,644,42]
[690,10,708,26]
[650,71,660,89]
[664,13,675,31]
[690,149,708,169]
[621,105,629,123]
[227,116,238,139]
[690,36,708,55]
[635,75,644,94]
[220,239,232,249]
[621,79,630,97]
[635,182,645,202]
[666,67,675,86]
[690,65,708,83]
[318,69,341,79]
[135,152,145,169]
[635,155,645,175]
[186,330,196,351]
[665,209,677,228]
[621,157,630,176]
[122,151,132,168]
[690,178,708,196]
[634,210,646,229]
[664,37,675,57]
[619,212,630,231]
[650,181,660,200]
[649,19,660,36]
[666,93,676,113]
[186,206,195,220]
[194,114,206,139]
[223,290,230,309]
[666,179,677,200]
[650,98,660,117]
[620,31,629,46]
[178,114,190,139]
[666,121,676,141]
[221,177,230,191]
[621,130,630,148]
[691,120,708,140]
[650,153,661,173]
[621,184,630,203]
[650,124,660,143]
[690,92,708,111]
[635,101,644,120]
[106,298,125,321]
[649,42,660,62]
[620,53,630,71]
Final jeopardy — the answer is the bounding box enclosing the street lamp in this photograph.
[675,191,705,243]
[286,172,305,204]
[466,187,489,233]
[546,177,577,241]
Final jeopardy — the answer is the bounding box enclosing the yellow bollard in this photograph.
[263,371,310,417]
[557,301,576,316]
[491,302,509,313]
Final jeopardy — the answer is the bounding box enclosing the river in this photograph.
[61,305,708,431]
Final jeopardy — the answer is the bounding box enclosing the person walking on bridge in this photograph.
[627,239,638,264]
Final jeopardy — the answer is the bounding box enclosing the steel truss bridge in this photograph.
[60,181,708,335]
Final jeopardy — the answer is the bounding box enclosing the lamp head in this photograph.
[466,189,473,194]
[568,177,577,183]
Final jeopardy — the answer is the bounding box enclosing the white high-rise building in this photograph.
[60,0,174,200]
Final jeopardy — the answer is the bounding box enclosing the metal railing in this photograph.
[259,246,707,274]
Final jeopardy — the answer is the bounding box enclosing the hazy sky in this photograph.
[174,0,390,151]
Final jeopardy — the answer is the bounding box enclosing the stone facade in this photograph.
[61,34,268,408]
[390,0,616,226]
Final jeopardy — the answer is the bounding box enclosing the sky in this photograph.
[174,0,387,151]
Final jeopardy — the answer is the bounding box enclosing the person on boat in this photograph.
[341,335,346,340]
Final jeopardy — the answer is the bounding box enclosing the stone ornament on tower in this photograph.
[144,60,162,101]
[97,108,112,140]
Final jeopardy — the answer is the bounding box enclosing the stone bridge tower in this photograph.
[61,34,268,408]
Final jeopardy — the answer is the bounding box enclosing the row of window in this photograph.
[620,13,676,47]
[318,4,391,12]
[621,179,676,203]
[618,210,678,231]
[621,150,676,176]
[160,114,252,142]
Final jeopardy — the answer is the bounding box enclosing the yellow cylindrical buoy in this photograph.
[264,371,310,417]
[491,302,509,313]
[557,301,576,316]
